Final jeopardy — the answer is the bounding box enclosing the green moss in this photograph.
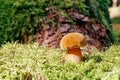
[0,43,120,79]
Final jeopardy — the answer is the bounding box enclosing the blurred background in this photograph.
[109,0,120,43]
[0,0,120,50]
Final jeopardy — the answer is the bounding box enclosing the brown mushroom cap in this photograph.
[60,32,86,50]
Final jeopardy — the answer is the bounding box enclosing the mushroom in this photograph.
[60,32,86,63]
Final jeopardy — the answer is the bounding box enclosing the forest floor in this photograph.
[0,42,120,80]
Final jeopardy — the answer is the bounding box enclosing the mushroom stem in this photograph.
[67,48,83,59]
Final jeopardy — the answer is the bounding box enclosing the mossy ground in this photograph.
[0,43,120,80]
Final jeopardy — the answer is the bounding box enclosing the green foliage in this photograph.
[0,0,49,44]
[0,0,15,44]
[0,43,120,80]
[85,0,112,28]
[111,17,120,43]
[0,0,113,45]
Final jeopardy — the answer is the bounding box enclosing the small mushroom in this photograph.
[60,32,86,63]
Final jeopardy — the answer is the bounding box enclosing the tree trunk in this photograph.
[36,11,112,50]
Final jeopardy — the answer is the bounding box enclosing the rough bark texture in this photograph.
[36,11,111,50]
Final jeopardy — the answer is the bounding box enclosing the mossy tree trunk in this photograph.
[35,0,114,50]
[36,12,111,50]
